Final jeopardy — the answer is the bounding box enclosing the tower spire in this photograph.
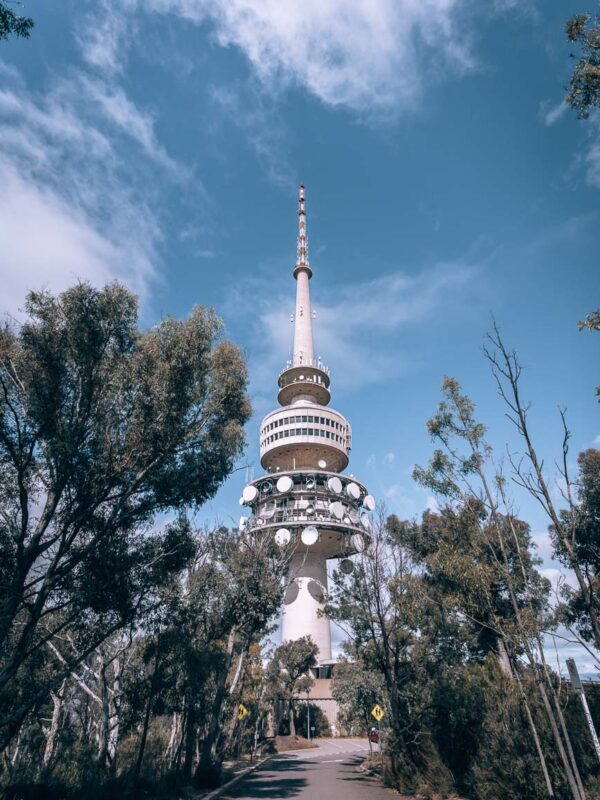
[296,184,309,269]
[292,184,314,366]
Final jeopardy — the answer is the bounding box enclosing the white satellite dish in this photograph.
[275,528,291,547]
[340,558,354,574]
[276,475,293,493]
[327,476,342,494]
[330,501,345,520]
[318,459,327,469]
[363,494,376,511]
[261,480,274,494]
[360,512,372,529]
[351,533,366,553]
[239,497,244,506]
[262,503,275,519]
[346,482,360,500]
[301,526,319,546]
[306,476,317,490]
[242,485,258,503]
[349,509,360,524]
[239,516,247,530]
[306,504,315,516]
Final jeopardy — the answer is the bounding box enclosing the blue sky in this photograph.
[0,0,598,667]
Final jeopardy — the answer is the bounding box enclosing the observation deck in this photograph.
[260,403,351,472]
[278,359,331,406]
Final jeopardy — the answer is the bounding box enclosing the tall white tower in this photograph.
[239,186,375,663]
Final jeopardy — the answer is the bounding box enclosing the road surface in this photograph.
[222,738,398,800]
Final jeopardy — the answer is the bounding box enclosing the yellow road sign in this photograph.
[371,704,385,722]
[238,703,249,721]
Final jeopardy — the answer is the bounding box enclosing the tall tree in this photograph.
[0,1,33,42]
[565,11,600,118]
[0,282,251,750]
[266,637,317,737]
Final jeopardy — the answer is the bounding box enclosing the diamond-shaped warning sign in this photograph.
[238,703,249,721]
[371,704,385,722]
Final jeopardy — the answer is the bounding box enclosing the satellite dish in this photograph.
[340,558,354,574]
[360,512,372,530]
[349,508,360,524]
[318,459,327,469]
[242,485,258,503]
[276,475,293,493]
[306,475,317,490]
[327,476,342,494]
[343,515,351,524]
[262,503,275,519]
[306,504,315,516]
[239,516,247,530]
[301,526,319,546]
[238,497,244,506]
[346,482,361,500]
[351,533,366,553]
[275,528,291,547]
[363,494,376,511]
[256,517,264,526]
[329,501,345,520]
[261,480,274,495]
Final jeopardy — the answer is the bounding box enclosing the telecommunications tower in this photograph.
[238,185,376,664]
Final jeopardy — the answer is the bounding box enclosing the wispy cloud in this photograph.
[227,258,479,411]
[196,0,474,119]
[0,61,183,316]
[78,0,476,121]
[210,81,295,187]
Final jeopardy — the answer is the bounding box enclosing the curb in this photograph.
[197,755,272,800]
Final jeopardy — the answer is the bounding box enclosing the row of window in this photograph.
[264,415,344,433]
[261,428,346,448]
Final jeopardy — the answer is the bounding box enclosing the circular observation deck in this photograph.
[240,470,374,559]
[278,363,330,406]
[260,404,351,473]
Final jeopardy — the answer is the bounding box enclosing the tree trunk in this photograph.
[197,627,238,777]
[183,691,196,781]
[40,680,65,776]
[289,701,296,737]
[132,650,160,785]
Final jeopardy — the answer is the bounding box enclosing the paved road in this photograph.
[222,738,398,800]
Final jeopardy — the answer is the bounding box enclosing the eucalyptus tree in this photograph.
[565,12,600,119]
[413,372,587,800]
[266,637,318,737]
[0,282,251,750]
[0,1,33,41]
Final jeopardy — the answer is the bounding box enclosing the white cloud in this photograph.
[246,260,477,395]
[194,0,474,117]
[0,65,181,316]
[541,99,567,127]
[593,434,600,446]
[79,0,474,119]
[585,116,600,189]
[383,452,396,465]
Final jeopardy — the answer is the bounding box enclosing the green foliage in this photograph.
[579,309,600,401]
[0,1,33,41]
[0,281,250,750]
[554,449,600,642]
[566,12,600,118]
[331,659,386,734]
